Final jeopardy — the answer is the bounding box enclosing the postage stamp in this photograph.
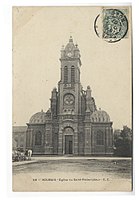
[102,9,128,42]
[94,8,128,43]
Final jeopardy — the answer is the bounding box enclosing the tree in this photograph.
[114,126,132,157]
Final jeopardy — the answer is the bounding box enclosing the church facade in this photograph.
[26,37,113,156]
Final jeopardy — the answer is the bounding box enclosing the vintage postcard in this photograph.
[12,6,132,192]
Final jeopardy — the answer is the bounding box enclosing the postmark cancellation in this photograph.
[94,8,129,43]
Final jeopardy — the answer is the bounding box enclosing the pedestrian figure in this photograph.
[25,149,28,156]
[28,149,32,160]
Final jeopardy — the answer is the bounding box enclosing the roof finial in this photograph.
[69,36,73,42]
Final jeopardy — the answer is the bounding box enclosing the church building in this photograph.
[26,37,113,156]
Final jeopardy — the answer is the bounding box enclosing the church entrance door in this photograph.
[65,135,73,154]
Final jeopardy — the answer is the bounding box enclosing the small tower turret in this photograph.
[51,87,57,116]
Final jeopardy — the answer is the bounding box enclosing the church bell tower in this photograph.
[58,36,82,116]
[57,36,82,155]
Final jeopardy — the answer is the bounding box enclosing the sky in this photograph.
[13,6,132,129]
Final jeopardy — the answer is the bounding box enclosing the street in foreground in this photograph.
[13,157,132,192]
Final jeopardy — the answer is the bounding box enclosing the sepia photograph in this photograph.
[12,6,132,192]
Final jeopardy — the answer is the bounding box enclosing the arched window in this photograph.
[64,66,68,83]
[35,131,42,145]
[71,66,75,82]
[96,131,104,145]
